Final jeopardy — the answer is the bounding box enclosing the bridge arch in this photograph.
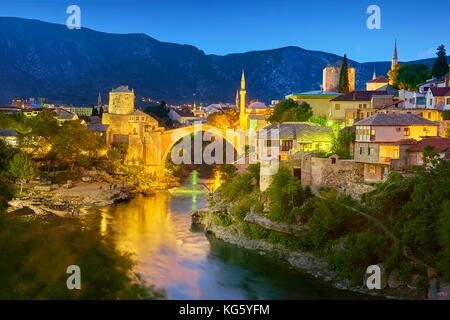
[160,124,243,167]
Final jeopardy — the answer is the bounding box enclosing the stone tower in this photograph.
[108,85,135,115]
[239,70,247,131]
[322,60,355,93]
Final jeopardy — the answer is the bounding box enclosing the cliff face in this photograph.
[0,17,443,105]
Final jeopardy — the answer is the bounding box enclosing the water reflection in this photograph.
[90,171,366,299]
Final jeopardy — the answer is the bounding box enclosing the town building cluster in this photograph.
[1,40,449,186]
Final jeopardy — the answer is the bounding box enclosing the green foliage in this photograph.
[437,201,450,281]
[8,152,37,193]
[0,180,14,206]
[364,159,450,268]
[220,170,257,201]
[217,164,237,182]
[268,99,312,123]
[207,108,239,129]
[338,54,350,94]
[394,64,431,90]
[0,113,31,134]
[0,140,18,172]
[267,166,311,223]
[329,230,389,284]
[230,196,255,220]
[53,121,105,168]
[432,45,449,78]
[308,115,328,126]
[0,214,165,299]
[388,64,400,87]
[241,223,272,240]
[443,110,450,121]
[245,163,260,185]
[214,213,233,227]
[333,129,355,159]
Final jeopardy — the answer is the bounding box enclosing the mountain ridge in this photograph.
[0,17,444,105]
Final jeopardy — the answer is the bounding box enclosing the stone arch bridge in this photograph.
[127,124,244,176]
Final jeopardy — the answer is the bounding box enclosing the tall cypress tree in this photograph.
[432,45,449,78]
[338,54,350,94]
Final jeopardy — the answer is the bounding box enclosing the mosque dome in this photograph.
[248,101,268,110]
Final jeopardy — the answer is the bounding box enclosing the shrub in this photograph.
[0,214,165,299]
[267,166,311,223]
[214,213,233,227]
[329,230,389,284]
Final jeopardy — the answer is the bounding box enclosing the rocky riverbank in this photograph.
[7,182,134,218]
[192,209,416,300]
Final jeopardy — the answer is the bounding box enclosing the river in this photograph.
[83,171,366,299]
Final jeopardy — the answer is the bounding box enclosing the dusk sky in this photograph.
[0,0,448,62]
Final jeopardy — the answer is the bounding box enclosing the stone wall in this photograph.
[306,155,364,187]
[259,152,373,198]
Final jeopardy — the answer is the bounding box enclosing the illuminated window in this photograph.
[404,128,410,136]
[281,140,293,151]
[371,129,375,136]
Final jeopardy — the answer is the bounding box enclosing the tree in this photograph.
[0,140,17,173]
[268,99,312,123]
[333,128,355,159]
[207,108,239,129]
[432,45,449,78]
[53,121,105,169]
[267,166,310,223]
[388,64,400,86]
[443,110,450,121]
[338,54,350,94]
[394,64,431,90]
[91,105,99,116]
[8,152,36,194]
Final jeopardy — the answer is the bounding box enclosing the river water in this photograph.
[83,171,366,299]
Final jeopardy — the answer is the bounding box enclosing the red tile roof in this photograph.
[407,137,450,153]
[367,76,389,83]
[381,100,403,108]
[430,87,450,97]
[331,90,389,102]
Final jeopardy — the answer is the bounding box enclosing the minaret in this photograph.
[239,70,247,131]
[97,92,102,114]
[372,69,376,80]
[392,39,398,68]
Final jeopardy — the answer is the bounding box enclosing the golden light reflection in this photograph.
[100,188,212,299]
[212,169,223,191]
